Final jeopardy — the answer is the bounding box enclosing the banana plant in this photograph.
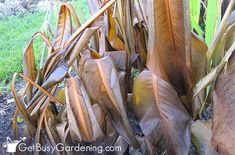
[11,0,235,155]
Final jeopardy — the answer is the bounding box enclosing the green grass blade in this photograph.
[205,0,222,46]
[192,17,204,37]
[190,0,203,37]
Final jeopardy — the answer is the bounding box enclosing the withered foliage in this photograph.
[11,0,235,155]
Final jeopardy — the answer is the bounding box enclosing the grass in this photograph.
[0,12,45,91]
[0,0,90,92]
[72,0,90,23]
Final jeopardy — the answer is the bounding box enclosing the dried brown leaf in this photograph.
[23,32,52,102]
[212,44,235,154]
[79,56,139,148]
[194,42,235,97]
[190,33,208,117]
[103,51,127,70]
[132,70,192,155]
[65,76,104,142]
[53,4,73,50]
[67,26,101,66]
[146,0,192,96]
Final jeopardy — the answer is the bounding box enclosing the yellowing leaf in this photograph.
[107,9,125,50]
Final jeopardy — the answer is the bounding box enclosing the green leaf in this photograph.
[190,0,203,38]
[205,0,222,46]
[17,116,24,123]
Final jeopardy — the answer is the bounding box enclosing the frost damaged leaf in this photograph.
[132,70,192,155]
[66,26,101,67]
[92,104,107,134]
[11,73,36,136]
[23,42,37,103]
[210,19,235,67]
[191,33,208,83]
[212,46,235,154]
[42,64,68,90]
[65,76,104,142]
[106,9,125,51]
[23,32,52,103]
[190,33,208,117]
[194,42,235,97]
[28,64,68,106]
[53,4,73,50]
[79,56,139,148]
[103,51,127,70]
[115,0,136,57]
[56,121,68,144]
[146,0,192,96]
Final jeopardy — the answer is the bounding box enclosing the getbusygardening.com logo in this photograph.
[1,137,122,154]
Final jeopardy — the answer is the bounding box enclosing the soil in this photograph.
[201,104,212,121]
[0,81,25,154]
